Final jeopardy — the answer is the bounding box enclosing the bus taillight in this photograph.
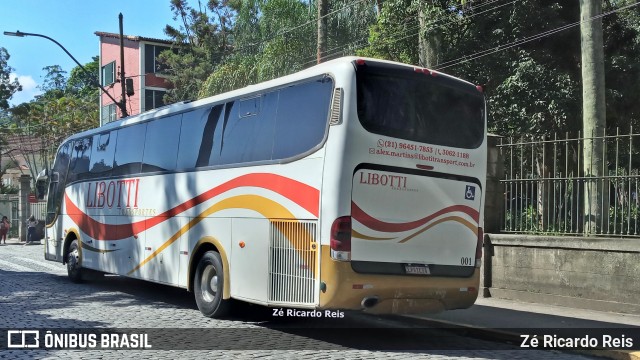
[330,216,352,261]
[475,227,484,268]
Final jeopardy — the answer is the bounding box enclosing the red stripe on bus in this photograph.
[65,173,319,240]
[351,202,479,233]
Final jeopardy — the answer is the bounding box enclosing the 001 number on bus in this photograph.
[460,257,473,266]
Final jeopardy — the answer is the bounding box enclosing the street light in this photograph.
[3,30,128,117]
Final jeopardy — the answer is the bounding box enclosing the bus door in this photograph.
[141,215,185,284]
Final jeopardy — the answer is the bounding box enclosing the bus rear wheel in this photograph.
[194,251,231,318]
[67,239,83,283]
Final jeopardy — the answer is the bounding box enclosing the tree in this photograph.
[325,0,378,60]
[0,47,22,110]
[159,0,237,103]
[198,0,378,97]
[66,56,100,101]
[0,48,21,183]
[5,59,99,189]
[360,0,585,136]
[36,65,67,102]
[200,0,318,97]
[253,0,317,79]
[358,0,420,65]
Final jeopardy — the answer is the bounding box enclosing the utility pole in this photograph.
[580,0,606,235]
[119,13,128,118]
[418,1,441,68]
[317,0,328,64]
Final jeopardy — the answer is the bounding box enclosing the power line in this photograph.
[301,0,638,72]
[217,0,372,56]
[299,0,517,68]
[164,0,504,86]
[435,0,640,70]
[369,0,516,58]
[162,0,640,97]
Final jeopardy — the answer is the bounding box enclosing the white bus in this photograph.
[43,56,487,318]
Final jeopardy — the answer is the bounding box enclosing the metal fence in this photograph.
[29,201,47,221]
[498,129,640,237]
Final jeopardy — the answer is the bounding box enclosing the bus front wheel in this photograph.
[67,239,83,283]
[194,251,231,318]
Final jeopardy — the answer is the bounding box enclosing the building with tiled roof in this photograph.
[1,135,46,189]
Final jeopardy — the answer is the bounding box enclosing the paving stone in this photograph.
[0,243,597,359]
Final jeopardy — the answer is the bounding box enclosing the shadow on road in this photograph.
[0,270,604,356]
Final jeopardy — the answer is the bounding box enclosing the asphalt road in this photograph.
[0,242,597,359]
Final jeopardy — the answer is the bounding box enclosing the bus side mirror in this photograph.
[50,172,59,184]
[35,168,54,200]
[36,182,46,200]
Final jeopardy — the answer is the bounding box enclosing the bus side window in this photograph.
[143,114,182,172]
[217,92,277,165]
[272,79,333,160]
[68,137,92,183]
[196,105,222,167]
[88,131,118,179]
[113,123,146,176]
[176,106,220,170]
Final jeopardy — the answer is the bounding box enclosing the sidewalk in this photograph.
[0,236,41,246]
[409,297,640,359]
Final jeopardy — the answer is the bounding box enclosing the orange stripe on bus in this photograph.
[66,173,319,241]
[127,195,316,276]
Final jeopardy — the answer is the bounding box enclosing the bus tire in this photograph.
[67,239,83,283]
[194,251,231,318]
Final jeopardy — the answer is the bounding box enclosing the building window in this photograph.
[145,44,170,74]
[145,89,166,111]
[101,61,115,85]
[101,103,117,124]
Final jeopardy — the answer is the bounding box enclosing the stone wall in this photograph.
[483,234,640,314]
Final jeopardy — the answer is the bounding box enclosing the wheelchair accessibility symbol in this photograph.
[465,185,476,201]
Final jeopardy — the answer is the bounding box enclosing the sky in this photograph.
[0,0,180,106]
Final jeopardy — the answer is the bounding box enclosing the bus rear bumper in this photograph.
[318,246,480,315]
[360,297,461,315]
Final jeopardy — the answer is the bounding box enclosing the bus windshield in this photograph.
[356,64,485,149]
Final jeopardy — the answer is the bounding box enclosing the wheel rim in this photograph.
[68,247,79,273]
[200,264,219,303]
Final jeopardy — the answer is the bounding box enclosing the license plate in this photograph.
[405,265,430,275]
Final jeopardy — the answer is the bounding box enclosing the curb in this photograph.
[402,315,640,360]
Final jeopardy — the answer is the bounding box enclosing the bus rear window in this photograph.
[356,65,485,149]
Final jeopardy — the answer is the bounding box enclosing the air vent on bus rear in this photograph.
[329,88,343,125]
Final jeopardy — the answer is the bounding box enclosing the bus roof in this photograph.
[62,56,476,143]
